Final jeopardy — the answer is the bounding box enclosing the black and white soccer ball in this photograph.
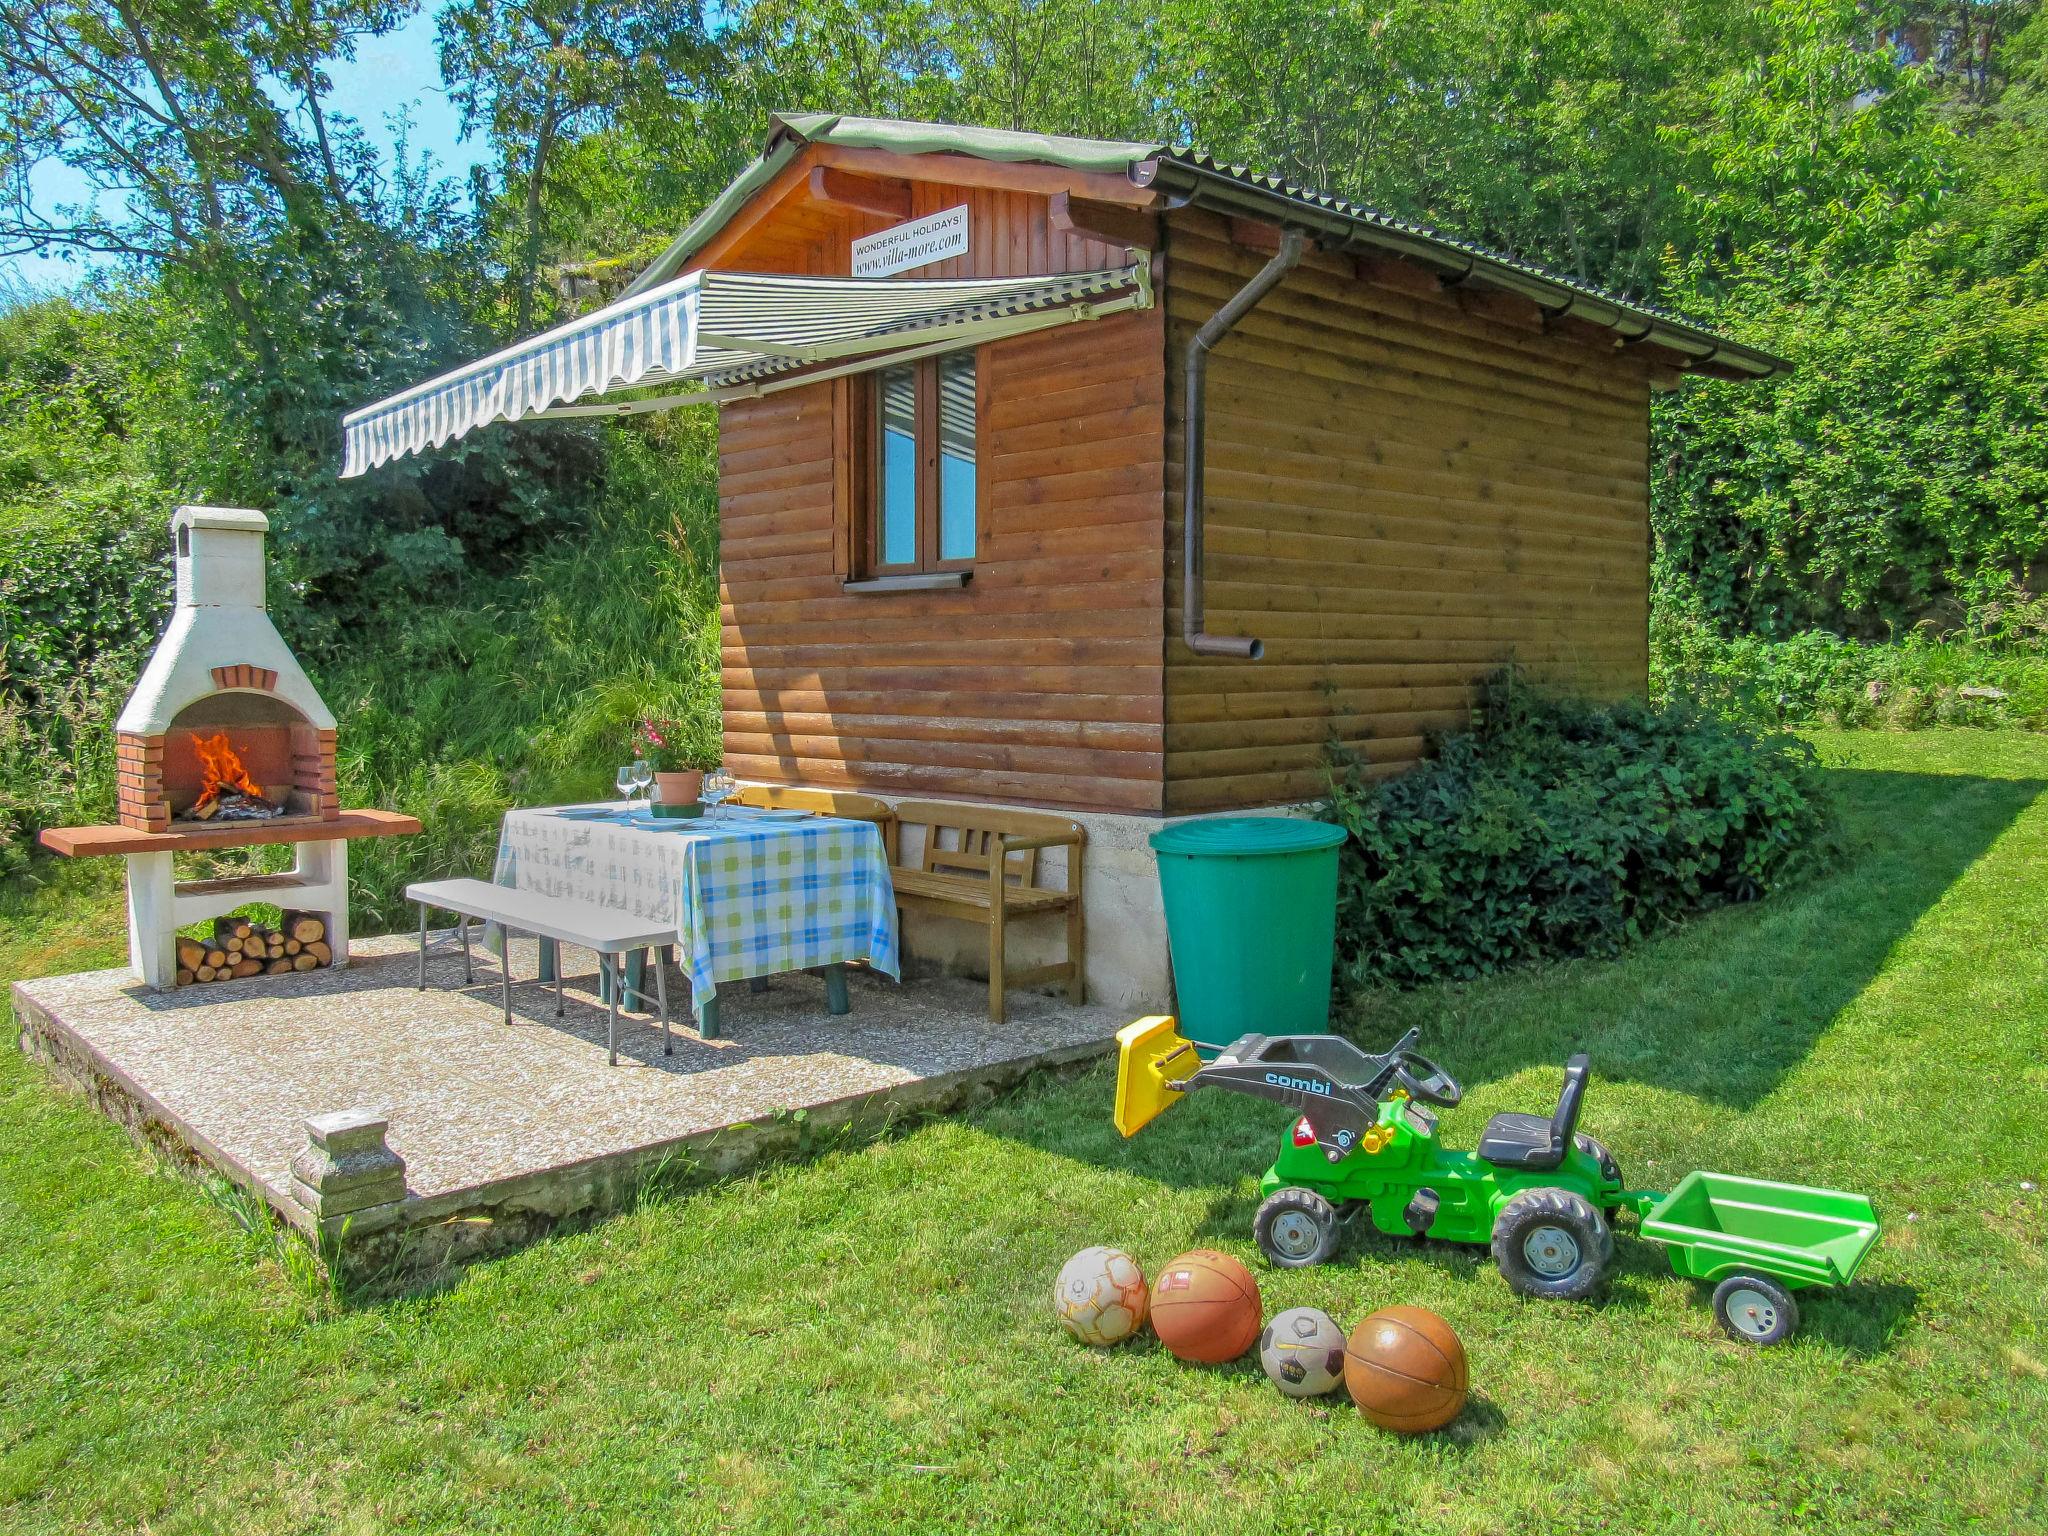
[1258,1306,1348,1397]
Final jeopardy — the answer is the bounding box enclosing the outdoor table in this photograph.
[492,802,899,1037]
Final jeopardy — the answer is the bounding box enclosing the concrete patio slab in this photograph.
[10,934,1123,1279]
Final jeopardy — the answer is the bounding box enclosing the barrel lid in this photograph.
[1149,817,1348,857]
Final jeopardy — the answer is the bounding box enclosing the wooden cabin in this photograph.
[343,113,1785,1011]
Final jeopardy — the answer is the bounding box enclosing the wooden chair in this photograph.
[889,800,1085,1024]
[730,784,897,857]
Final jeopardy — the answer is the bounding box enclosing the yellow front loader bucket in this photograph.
[1113,1015,1202,1137]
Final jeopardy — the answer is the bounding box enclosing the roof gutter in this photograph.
[1146,159,1787,379]
[1183,227,1308,661]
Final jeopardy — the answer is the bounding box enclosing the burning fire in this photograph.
[191,732,267,815]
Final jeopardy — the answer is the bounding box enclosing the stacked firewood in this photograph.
[175,912,332,986]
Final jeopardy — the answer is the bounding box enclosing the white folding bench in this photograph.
[405,877,674,1065]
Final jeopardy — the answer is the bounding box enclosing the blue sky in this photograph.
[4,7,486,291]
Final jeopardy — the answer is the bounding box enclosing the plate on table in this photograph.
[552,806,626,822]
[625,811,700,830]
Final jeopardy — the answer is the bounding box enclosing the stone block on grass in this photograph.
[289,1108,406,1219]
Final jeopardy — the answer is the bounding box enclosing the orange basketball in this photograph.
[1343,1305,1468,1434]
[1149,1248,1263,1363]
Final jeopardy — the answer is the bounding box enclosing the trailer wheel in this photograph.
[1254,1187,1342,1268]
[1491,1187,1612,1301]
[1712,1274,1799,1346]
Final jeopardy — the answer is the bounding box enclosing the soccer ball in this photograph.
[1259,1306,1348,1397]
[1053,1246,1149,1346]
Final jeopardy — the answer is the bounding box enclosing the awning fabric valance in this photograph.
[341,264,1147,477]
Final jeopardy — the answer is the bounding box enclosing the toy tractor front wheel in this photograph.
[1254,1187,1342,1268]
[1712,1273,1799,1346]
[1492,1187,1613,1301]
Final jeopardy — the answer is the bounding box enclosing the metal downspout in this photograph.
[1182,228,1308,660]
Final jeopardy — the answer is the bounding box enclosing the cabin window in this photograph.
[862,350,978,575]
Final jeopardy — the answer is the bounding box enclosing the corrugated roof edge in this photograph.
[622,112,1788,379]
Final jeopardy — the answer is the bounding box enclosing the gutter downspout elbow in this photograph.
[1183,227,1308,661]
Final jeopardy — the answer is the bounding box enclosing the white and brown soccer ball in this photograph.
[1053,1246,1149,1346]
[1259,1306,1348,1397]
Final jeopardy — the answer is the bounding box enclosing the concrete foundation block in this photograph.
[288,1108,406,1221]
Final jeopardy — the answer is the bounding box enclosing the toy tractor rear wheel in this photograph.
[1712,1273,1799,1346]
[1254,1187,1342,1268]
[1491,1187,1613,1301]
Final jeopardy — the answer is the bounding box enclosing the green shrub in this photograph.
[0,419,723,927]
[1324,675,1830,991]
[325,418,722,927]
[1652,608,2048,730]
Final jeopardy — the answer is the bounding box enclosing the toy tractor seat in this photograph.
[1476,1053,1591,1172]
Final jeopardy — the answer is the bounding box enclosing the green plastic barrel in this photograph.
[1148,817,1350,1051]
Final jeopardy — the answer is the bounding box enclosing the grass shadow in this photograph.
[1339,766,2048,1110]
[1003,766,2042,1186]
[971,760,2033,1357]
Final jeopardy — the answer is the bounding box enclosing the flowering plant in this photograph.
[633,718,720,774]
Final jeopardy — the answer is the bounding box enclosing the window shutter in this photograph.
[831,376,855,578]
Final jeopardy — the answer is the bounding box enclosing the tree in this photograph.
[437,0,713,328]
[0,0,413,368]
[940,0,1152,138]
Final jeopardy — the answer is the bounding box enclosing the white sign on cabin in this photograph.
[851,205,970,277]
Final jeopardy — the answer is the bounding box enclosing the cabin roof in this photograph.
[627,112,1789,381]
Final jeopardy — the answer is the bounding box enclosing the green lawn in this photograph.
[3,732,2045,1534]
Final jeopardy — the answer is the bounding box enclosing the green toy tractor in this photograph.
[1115,1016,1882,1343]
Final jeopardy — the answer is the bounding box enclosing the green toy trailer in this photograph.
[1632,1172,1882,1343]
[1114,1017,1881,1345]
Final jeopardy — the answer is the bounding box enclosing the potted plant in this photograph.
[635,719,719,809]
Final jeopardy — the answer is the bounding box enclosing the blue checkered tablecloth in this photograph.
[493,804,899,1007]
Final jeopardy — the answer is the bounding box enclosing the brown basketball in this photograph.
[1343,1305,1468,1434]
[1149,1249,1263,1363]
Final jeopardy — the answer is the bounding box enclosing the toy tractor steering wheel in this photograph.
[1392,1052,1463,1108]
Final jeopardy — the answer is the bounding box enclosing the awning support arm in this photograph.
[1182,227,1307,661]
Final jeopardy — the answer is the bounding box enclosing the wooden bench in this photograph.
[730,785,897,857]
[406,877,675,1066]
[889,801,1084,1024]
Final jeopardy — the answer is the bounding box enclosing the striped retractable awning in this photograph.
[340,264,1147,477]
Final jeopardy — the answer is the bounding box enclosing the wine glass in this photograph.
[630,758,652,810]
[703,768,733,815]
[615,765,635,811]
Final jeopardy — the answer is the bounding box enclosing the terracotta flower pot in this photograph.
[653,770,702,806]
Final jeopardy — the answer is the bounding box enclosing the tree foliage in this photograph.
[2,0,2044,663]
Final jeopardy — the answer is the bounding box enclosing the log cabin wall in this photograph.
[1162,209,1656,814]
[706,154,1170,813]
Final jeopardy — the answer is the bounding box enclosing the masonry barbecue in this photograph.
[39,506,418,990]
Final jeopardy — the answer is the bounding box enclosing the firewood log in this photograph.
[204,949,228,969]
[233,958,262,979]
[306,940,332,966]
[266,959,292,976]
[223,937,243,957]
[195,964,216,982]
[176,938,206,969]
[287,914,325,944]
[284,939,302,956]
[292,953,318,972]
[268,941,285,960]
[175,967,195,987]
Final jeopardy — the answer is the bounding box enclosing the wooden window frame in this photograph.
[849,348,983,580]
